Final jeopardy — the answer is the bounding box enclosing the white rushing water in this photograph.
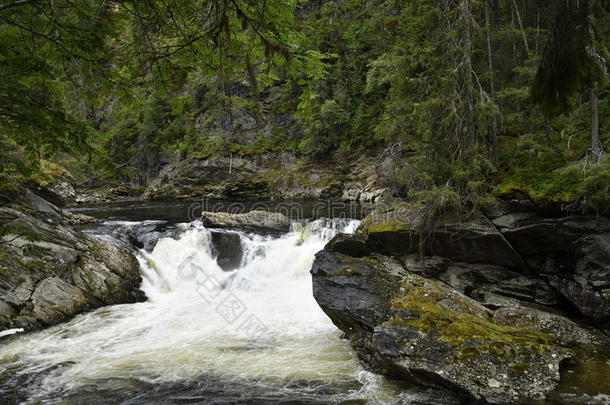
[0,218,415,404]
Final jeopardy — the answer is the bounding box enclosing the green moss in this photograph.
[0,246,19,266]
[359,218,409,234]
[0,176,20,193]
[388,286,560,361]
[328,265,361,277]
[494,151,610,214]
[494,167,583,205]
[29,160,70,188]
[510,361,530,376]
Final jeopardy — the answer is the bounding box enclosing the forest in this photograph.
[1,0,609,213]
[2,2,610,403]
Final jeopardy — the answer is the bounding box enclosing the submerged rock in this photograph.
[311,207,610,403]
[0,189,144,332]
[201,210,291,233]
[210,231,243,271]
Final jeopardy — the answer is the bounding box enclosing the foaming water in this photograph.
[0,218,420,404]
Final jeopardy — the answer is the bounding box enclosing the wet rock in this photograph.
[325,233,370,257]
[311,248,593,403]
[211,231,243,271]
[0,190,144,332]
[31,277,87,325]
[311,208,610,402]
[93,221,172,252]
[62,210,99,225]
[201,210,291,233]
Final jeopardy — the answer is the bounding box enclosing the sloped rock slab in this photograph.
[311,234,606,403]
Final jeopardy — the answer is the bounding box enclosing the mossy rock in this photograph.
[310,245,598,403]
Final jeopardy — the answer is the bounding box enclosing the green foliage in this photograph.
[0,0,608,215]
[0,1,117,159]
[495,156,610,214]
[532,0,607,116]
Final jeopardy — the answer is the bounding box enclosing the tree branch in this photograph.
[0,0,44,13]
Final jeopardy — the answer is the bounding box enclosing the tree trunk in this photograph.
[545,117,565,164]
[463,0,476,148]
[485,0,498,167]
[511,0,530,55]
[590,87,601,159]
[87,151,93,189]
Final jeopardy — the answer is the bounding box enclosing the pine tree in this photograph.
[532,0,607,160]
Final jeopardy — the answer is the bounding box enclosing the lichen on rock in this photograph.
[311,204,610,403]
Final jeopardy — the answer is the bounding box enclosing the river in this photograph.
[0,201,457,404]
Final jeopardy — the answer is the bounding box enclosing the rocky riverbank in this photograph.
[311,202,610,403]
[59,152,388,205]
[0,188,144,332]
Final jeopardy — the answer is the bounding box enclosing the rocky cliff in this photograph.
[142,153,387,202]
[311,202,610,403]
[69,152,387,204]
[0,188,144,332]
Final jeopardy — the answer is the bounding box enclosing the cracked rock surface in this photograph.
[0,189,144,331]
[312,204,610,403]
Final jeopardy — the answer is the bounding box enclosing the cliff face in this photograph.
[0,189,144,332]
[141,153,387,203]
[311,203,610,403]
[67,152,388,204]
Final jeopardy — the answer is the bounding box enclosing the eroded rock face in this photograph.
[359,209,610,333]
[311,207,610,403]
[141,153,387,202]
[0,190,144,331]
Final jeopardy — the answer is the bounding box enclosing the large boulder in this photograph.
[358,209,610,332]
[311,206,610,403]
[0,189,144,332]
[491,213,610,331]
[201,210,291,233]
[312,243,608,403]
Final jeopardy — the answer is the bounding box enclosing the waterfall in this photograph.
[0,217,411,403]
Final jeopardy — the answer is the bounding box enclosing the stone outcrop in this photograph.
[141,153,387,203]
[311,204,610,403]
[201,210,291,233]
[0,189,144,332]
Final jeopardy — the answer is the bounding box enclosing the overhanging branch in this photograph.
[0,0,45,13]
